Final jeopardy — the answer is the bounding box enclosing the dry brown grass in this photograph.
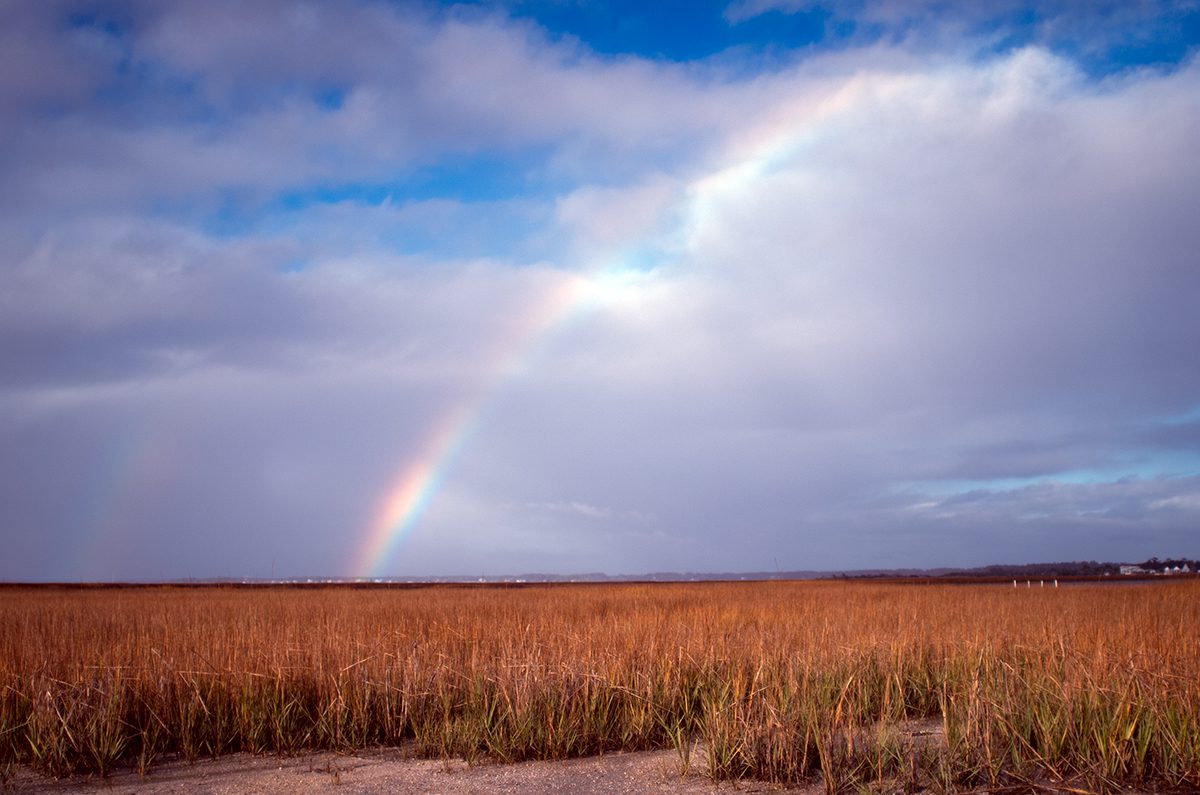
[1,580,1197,792]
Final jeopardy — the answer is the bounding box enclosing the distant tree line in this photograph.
[1135,557,1199,573]
[944,561,1119,577]
[938,559,1199,578]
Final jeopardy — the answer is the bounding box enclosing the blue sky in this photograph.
[2,0,1199,581]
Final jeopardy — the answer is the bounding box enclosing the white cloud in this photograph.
[1151,493,1200,511]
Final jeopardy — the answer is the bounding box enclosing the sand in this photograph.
[6,748,817,794]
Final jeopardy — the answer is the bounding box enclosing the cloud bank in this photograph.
[1,1,1198,580]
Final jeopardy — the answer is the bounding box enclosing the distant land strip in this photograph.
[2,557,1196,587]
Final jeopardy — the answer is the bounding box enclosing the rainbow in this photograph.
[350,269,593,578]
[71,401,191,580]
[349,73,900,578]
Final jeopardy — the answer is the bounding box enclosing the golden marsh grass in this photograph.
[1,580,1197,791]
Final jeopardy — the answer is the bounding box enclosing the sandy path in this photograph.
[7,749,818,794]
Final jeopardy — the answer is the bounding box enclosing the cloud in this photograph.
[902,475,1200,521]
[678,48,1200,418]
[1,3,1198,579]
[1,1,786,236]
[524,500,654,523]
[725,0,1200,60]
[411,46,1200,571]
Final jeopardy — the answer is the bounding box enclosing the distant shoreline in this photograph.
[2,571,1196,589]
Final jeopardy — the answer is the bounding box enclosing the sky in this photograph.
[2,1,1199,581]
